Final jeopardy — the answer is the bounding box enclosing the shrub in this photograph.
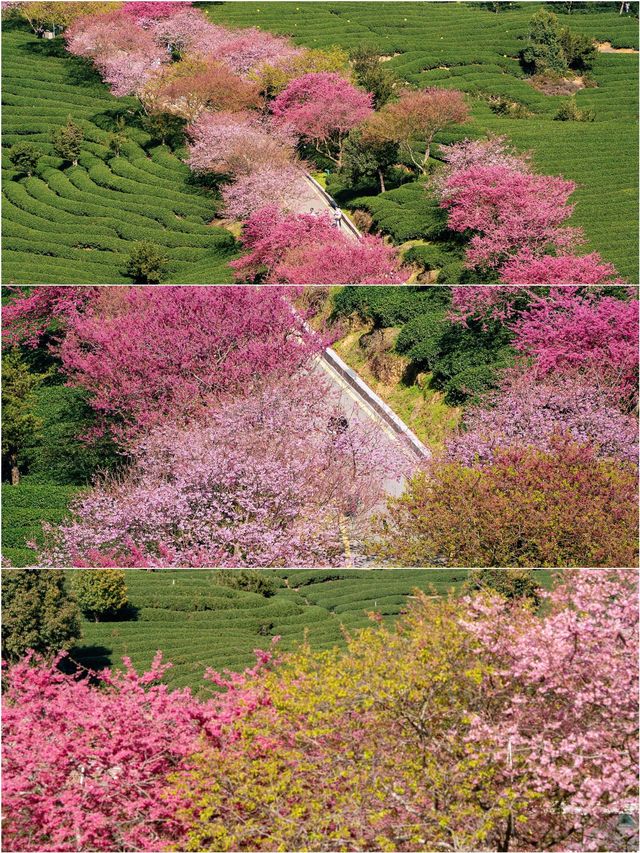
[1,569,81,662]
[463,569,542,607]
[8,142,41,177]
[214,570,278,598]
[70,569,129,621]
[554,98,595,121]
[126,242,169,283]
[51,117,84,166]
[372,439,639,567]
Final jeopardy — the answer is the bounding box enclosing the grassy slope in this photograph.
[203,1,639,281]
[1,22,238,284]
[72,568,556,690]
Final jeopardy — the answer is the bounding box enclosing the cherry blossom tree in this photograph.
[213,27,303,78]
[441,165,582,270]
[499,250,625,284]
[122,2,190,25]
[462,569,639,851]
[65,10,168,96]
[186,110,297,176]
[2,646,274,852]
[39,376,411,567]
[2,285,99,348]
[271,72,373,166]
[147,6,211,56]
[231,206,409,284]
[512,287,639,404]
[56,286,326,440]
[367,87,469,172]
[447,371,639,464]
[221,164,308,219]
[432,135,531,198]
[142,58,262,122]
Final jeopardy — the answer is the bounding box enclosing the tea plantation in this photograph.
[2,22,239,284]
[204,2,639,281]
[71,568,555,691]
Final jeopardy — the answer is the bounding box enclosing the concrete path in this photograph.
[291,171,361,243]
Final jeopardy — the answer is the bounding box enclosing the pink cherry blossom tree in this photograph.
[512,287,639,405]
[447,371,638,465]
[214,27,304,78]
[122,2,191,26]
[271,72,373,166]
[2,285,99,348]
[432,135,531,199]
[221,164,308,219]
[1,646,274,852]
[441,165,582,270]
[39,376,411,568]
[56,285,327,440]
[186,110,297,176]
[499,250,625,284]
[462,569,639,851]
[65,10,168,96]
[231,205,409,284]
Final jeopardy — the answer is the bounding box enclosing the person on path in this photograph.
[332,207,343,229]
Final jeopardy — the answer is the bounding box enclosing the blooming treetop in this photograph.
[40,376,412,568]
[271,72,373,164]
[231,205,410,284]
[56,285,326,440]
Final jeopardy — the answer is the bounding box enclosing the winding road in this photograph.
[292,171,362,243]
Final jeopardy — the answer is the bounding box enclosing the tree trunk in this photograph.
[423,142,431,167]
[378,168,386,193]
[11,464,20,486]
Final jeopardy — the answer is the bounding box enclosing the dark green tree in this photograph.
[521,10,568,73]
[126,242,169,284]
[2,350,46,485]
[349,45,398,108]
[214,569,277,597]
[70,570,129,622]
[340,129,399,193]
[9,141,42,177]
[463,569,543,608]
[51,117,83,166]
[1,569,81,663]
[107,131,127,159]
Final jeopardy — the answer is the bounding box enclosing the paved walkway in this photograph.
[291,172,361,243]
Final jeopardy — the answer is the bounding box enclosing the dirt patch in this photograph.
[528,73,586,95]
[379,53,402,62]
[597,41,638,54]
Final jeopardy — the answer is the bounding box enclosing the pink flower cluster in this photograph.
[437,138,625,283]
[447,286,639,464]
[2,647,276,851]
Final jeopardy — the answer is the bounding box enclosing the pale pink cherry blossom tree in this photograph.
[38,375,412,568]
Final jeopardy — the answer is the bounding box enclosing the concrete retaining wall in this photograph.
[321,347,430,461]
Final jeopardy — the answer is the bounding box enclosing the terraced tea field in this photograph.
[2,23,238,284]
[71,569,555,691]
[204,1,639,281]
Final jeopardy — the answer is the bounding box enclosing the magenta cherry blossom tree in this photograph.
[271,72,373,165]
[499,250,625,284]
[56,285,326,440]
[221,164,308,219]
[231,205,409,284]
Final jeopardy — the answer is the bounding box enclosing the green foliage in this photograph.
[554,98,596,121]
[395,309,515,404]
[349,44,398,108]
[8,141,41,177]
[107,131,128,159]
[126,241,169,283]
[1,349,46,485]
[51,116,83,166]
[339,130,399,193]
[2,24,238,284]
[70,570,129,622]
[463,569,542,607]
[332,285,450,327]
[521,10,569,73]
[214,569,279,598]
[1,569,81,662]
[2,482,81,566]
[521,9,597,73]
